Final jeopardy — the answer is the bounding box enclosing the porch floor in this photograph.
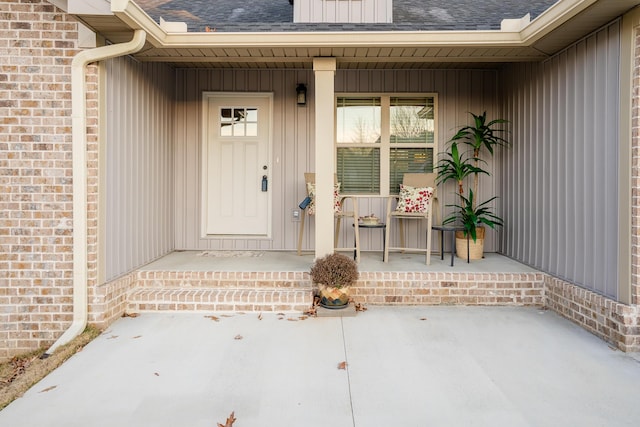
[140,250,538,273]
[2,306,639,426]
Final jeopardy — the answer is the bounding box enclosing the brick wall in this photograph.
[546,276,640,352]
[0,0,90,359]
[352,272,545,306]
[633,25,640,306]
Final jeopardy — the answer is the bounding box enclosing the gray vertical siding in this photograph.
[499,21,620,298]
[175,68,500,252]
[104,56,175,281]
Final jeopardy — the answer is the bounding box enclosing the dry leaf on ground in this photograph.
[419,317,428,321]
[234,335,243,340]
[106,335,118,340]
[132,335,142,339]
[122,312,139,318]
[39,385,57,393]
[258,313,263,320]
[217,411,236,427]
[353,302,367,312]
[337,361,348,370]
[304,296,320,316]
[205,315,220,322]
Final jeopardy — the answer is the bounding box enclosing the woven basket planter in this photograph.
[455,226,485,260]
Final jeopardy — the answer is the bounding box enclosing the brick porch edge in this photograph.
[90,270,640,352]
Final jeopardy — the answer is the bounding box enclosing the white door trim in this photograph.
[201,92,273,238]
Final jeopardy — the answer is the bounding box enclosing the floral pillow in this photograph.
[395,184,434,213]
[307,183,342,215]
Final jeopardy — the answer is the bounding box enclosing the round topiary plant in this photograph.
[309,253,359,289]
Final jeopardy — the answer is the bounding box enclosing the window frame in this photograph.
[335,93,438,196]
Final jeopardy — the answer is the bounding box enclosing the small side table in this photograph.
[431,225,469,266]
[353,223,386,262]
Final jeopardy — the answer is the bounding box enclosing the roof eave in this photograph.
[103,0,638,53]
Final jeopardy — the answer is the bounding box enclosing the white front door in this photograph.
[203,93,272,236]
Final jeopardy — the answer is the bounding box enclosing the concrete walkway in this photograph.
[1,307,639,427]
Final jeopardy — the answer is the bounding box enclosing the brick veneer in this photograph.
[633,25,640,306]
[123,270,545,313]
[0,0,92,360]
[91,269,639,352]
[128,271,313,313]
[351,271,545,305]
[546,276,640,352]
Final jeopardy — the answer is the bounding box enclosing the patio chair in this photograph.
[384,173,438,265]
[297,173,361,261]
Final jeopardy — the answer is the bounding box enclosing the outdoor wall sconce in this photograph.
[296,83,307,106]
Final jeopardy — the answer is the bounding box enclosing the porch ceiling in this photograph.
[74,0,640,69]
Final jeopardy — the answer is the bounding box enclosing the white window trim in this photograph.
[335,92,438,197]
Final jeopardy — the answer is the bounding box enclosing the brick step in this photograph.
[127,287,314,313]
[135,271,310,289]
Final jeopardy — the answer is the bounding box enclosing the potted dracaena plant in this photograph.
[309,253,359,309]
[436,111,509,259]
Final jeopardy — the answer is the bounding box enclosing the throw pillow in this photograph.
[306,183,342,215]
[395,184,434,213]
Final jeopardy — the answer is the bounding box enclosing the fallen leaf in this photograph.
[132,335,142,339]
[205,315,220,322]
[154,372,160,376]
[337,361,347,370]
[353,302,368,312]
[234,334,243,340]
[299,315,308,321]
[304,299,318,317]
[258,313,263,320]
[419,317,428,321]
[276,312,285,316]
[122,312,139,318]
[217,411,236,427]
[106,335,118,339]
[287,318,298,322]
[39,385,57,393]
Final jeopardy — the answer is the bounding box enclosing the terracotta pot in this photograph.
[455,226,485,260]
[318,285,351,309]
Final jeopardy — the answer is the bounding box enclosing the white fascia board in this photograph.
[111,0,167,47]
[519,0,599,43]
[163,30,524,48]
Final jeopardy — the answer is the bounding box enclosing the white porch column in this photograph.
[313,57,337,259]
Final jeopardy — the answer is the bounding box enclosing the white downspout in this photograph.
[43,29,147,357]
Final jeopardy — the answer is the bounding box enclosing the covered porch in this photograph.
[69,0,640,354]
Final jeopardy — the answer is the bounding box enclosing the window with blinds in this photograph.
[336,95,436,194]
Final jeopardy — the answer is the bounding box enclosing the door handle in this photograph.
[261,175,268,192]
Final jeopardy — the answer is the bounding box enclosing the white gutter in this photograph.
[43,29,147,357]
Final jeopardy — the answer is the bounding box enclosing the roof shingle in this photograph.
[138,0,558,32]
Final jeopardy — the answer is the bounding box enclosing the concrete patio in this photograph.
[1,306,639,426]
